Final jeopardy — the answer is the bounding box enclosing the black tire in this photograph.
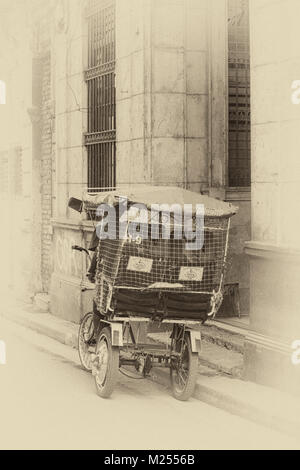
[94,327,119,399]
[78,312,95,372]
[170,332,198,401]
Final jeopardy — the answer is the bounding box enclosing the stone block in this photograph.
[130,138,149,184]
[66,74,84,113]
[67,36,84,78]
[152,93,184,138]
[116,140,134,184]
[116,138,149,185]
[186,137,208,184]
[117,94,144,142]
[252,182,279,243]
[116,50,145,101]
[279,181,300,248]
[250,2,280,67]
[252,123,280,183]
[152,1,184,49]
[186,51,208,94]
[66,147,84,185]
[116,11,144,59]
[152,137,184,184]
[56,78,67,115]
[186,4,207,51]
[279,120,300,183]
[251,64,280,125]
[66,110,84,148]
[153,48,185,93]
[186,94,208,138]
[278,0,300,62]
[56,113,68,149]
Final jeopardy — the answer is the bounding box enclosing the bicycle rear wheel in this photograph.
[78,312,95,372]
[170,331,198,401]
[93,327,120,399]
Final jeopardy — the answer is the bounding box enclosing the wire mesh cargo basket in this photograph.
[83,186,237,322]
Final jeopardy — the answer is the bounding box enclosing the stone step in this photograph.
[200,322,245,354]
[148,332,244,378]
[199,339,244,378]
[34,293,50,313]
[148,320,246,354]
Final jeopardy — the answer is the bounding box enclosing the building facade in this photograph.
[2,0,299,393]
[0,0,35,296]
[44,0,251,323]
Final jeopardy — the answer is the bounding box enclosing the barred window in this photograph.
[228,0,251,188]
[85,0,116,192]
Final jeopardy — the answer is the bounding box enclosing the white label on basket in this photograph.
[127,256,153,273]
[179,267,204,281]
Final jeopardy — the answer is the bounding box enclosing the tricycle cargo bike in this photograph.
[70,186,237,401]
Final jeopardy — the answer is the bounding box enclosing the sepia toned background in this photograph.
[0,0,300,432]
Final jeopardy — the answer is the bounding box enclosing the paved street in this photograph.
[0,317,299,450]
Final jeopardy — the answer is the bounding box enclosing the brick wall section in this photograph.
[40,52,54,292]
[29,1,57,294]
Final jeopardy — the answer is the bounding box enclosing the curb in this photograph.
[0,303,78,350]
[2,302,300,442]
[152,369,300,440]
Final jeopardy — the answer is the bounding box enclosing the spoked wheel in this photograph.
[78,312,95,372]
[170,329,198,401]
[93,327,119,399]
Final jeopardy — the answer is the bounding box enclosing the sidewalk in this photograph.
[1,296,300,441]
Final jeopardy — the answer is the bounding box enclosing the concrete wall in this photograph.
[245,0,300,393]
[0,1,35,298]
[26,1,56,296]
[47,0,251,322]
[50,0,94,322]
[116,0,250,315]
[225,194,251,315]
[40,51,55,292]
[116,0,209,191]
[13,0,249,323]
[53,0,87,218]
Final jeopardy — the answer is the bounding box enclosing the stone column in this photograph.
[244,0,300,393]
[116,0,210,191]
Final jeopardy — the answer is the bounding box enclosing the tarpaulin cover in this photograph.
[83,185,238,218]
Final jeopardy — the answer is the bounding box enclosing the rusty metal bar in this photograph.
[228,0,251,188]
[86,0,116,191]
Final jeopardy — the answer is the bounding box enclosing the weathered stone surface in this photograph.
[247,0,300,391]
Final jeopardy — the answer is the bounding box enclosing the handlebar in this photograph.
[72,245,90,256]
[72,245,92,263]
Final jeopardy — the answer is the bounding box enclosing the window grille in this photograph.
[228,0,251,188]
[85,0,116,192]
